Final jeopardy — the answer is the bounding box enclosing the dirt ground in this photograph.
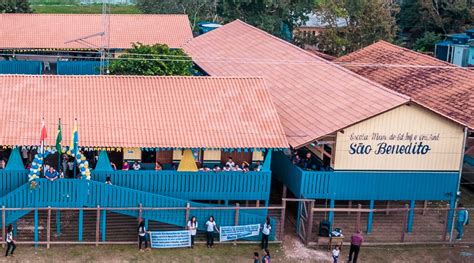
[0,243,474,262]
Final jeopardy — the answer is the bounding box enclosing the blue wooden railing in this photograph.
[0,60,43,74]
[0,170,28,197]
[272,151,458,201]
[91,170,271,201]
[0,179,273,239]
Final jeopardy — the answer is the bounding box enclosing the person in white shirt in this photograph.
[222,165,231,172]
[187,216,198,248]
[332,245,340,263]
[234,164,242,171]
[5,224,16,257]
[261,217,271,249]
[205,216,219,248]
[137,220,150,251]
[225,157,235,168]
[132,161,141,171]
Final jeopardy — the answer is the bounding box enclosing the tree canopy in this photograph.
[108,43,194,76]
[297,0,398,57]
[0,0,31,13]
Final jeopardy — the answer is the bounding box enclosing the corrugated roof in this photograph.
[337,41,474,129]
[183,20,408,148]
[0,75,288,149]
[0,14,193,49]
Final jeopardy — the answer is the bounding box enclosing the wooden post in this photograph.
[401,204,409,242]
[34,208,38,248]
[443,203,450,241]
[47,206,51,249]
[95,206,100,247]
[101,210,107,242]
[422,201,428,215]
[56,210,61,236]
[78,209,83,242]
[407,200,415,233]
[280,199,286,242]
[234,203,240,246]
[366,200,374,234]
[282,185,287,199]
[386,201,391,215]
[138,203,143,222]
[348,201,352,215]
[356,204,362,232]
[256,200,260,207]
[185,203,190,226]
[305,200,315,246]
[1,206,5,248]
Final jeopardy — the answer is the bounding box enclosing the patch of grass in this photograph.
[32,4,141,14]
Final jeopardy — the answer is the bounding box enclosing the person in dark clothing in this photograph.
[138,220,149,251]
[348,230,364,263]
[262,249,271,263]
[253,252,260,263]
[5,224,16,257]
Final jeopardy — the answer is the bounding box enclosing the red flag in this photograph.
[40,119,47,142]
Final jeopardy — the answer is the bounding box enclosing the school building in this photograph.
[183,20,470,232]
[0,14,193,75]
[0,75,288,242]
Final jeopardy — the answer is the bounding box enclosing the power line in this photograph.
[0,52,470,69]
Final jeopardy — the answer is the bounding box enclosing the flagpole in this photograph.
[41,117,45,178]
[73,118,77,179]
[57,118,61,173]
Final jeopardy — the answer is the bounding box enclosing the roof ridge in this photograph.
[0,13,188,16]
[0,74,267,81]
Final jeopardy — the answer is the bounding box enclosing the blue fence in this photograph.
[0,179,274,241]
[272,151,459,201]
[92,170,271,202]
[57,61,101,75]
[0,61,43,74]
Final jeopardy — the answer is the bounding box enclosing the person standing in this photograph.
[261,217,271,249]
[348,230,363,263]
[187,216,198,248]
[332,245,340,263]
[262,249,271,263]
[205,216,219,248]
[138,220,150,251]
[4,224,16,257]
[456,203,469,240]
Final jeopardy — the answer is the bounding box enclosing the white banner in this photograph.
[219,224,260,242]
[150,230,191,248]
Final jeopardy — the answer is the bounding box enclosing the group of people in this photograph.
[199,157,263,173]
[290,150,331,171]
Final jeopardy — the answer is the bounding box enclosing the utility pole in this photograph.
[100,0,111,75]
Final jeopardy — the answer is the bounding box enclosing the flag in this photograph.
[55,119,62,153]
[40,119,47,142]
[69,119,78,155]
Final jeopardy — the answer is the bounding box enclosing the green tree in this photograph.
[304,0,398,57]
[398,0,473,46]
[109,43,194,76]
[218,0,314,39]
[413,31,442,53]
[0,0,31,13]
[136,0,219,30]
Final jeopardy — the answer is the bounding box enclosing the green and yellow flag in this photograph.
[55,119,62,153]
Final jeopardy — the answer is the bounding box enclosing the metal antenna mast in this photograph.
[100,0,111,75]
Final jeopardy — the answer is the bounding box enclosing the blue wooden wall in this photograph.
[0,170,28,197]
[0,61,43,74]
[272,151,459,201]
[92,170,271,201]
[56,61,101,75]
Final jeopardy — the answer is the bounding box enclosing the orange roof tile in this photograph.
[337,41,474,129]
[183,20,408,148]
[0,75,288,149]
[0,14,193,49]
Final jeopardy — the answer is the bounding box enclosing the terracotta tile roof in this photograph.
[0,14,193,49]
[183,20,408,148]
[0,75,288,149]
[337,41,474,129]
